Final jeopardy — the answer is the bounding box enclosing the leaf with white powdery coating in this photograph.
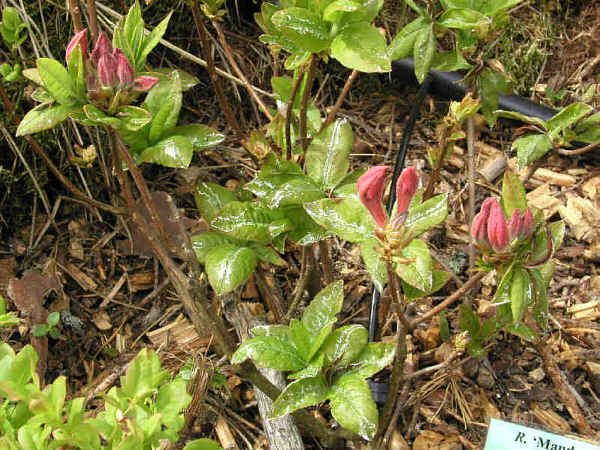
[271,375,329,418]
[329,375,378,440]
[231,336,306,371]
[205,245,258,294]
[302,280,344,337]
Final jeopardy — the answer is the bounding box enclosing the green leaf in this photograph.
[115,1,144,67]
[183,439,223,450]
[146,71,182,143]
[288,353,325,380]
[67,45,86,99]
[251,324,290,341]
[136,11,172,71]
[494,110,547,128]
[212,201,284,242]
[320,324,368,369]
[404,193,448,237]
[413,24,436,83]
[36,58,78,105]
[271,8,330,53]
[171,124,224,151]
[304,197,374,242]
[512,133,553,169]
[388,17,427,60]
[481,0,524,16]
[438,8,490,29]
[139,135,193,168]
[340,342,396,380]
[16,104,78,136]
[506,322,537,342]
[122,349,168,399]
[478,69,510,125]
[289,319,312,360]
[431,51,471,71]
[394,239,434,292]
[493,263,515,324]
[195,182,237,223]
[116,106,153,131]
[271,375,329,418]
[306,119,354,189]
[459,303,480,336]
[302,280,344,336]
[281,206,330,245]
[231,336,306,371]
[330,23,390,73]
[191,232,245,263]
[545,102,592,139]
[405,0,428,17]
[323,0,361,23]
[402,270,450,299]
[205,245,258,294]
[337,0,384,25]
[47,312,60,327]
[329,376,378,440]
[360,239,386,292]
[501,170,528,217]
[531,221,564,263]
[509,266,532,323]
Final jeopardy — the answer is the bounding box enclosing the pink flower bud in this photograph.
[91,32,113,66]
[114,49,135,88]
[66,29,88,63]
[519,208,534,239]
[507,209,523,241]
[133,75,159,92]
[395,167,418,217]
[358,166,389,229]
[487,198,509,252]
[97,53,117,87]
[472,197,495,250]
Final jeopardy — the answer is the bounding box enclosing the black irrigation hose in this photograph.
[367,74,432,406]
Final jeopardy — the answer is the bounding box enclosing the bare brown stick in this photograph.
[86,0,99,42]
[422,166,441,201]
[211,21,273,122]
[409,271,486,330]
[300,57,318,153]
[318,240,334,286]
[318,69,358,135]
[191,2,242,137]
[286,246,313,321]
[558,140,600,156]
[467,116,476,272]
[285,63,308,159]
[255,267,285,324]
[535,341,594,436]
[68,0,84,33]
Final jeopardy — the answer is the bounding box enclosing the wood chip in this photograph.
[532,168,577,186]
[528,367,546,382]
[531,402,571,434]
[0,257,16,296]
[64,263,98,291]
[92,311,112,331]
[527,184,562,219]
[567,300,600,320]
[129,272,154,292]
[558,195,600,243]
[147,314,211,348]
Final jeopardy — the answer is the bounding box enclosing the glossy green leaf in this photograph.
[431,51,471,71]
[329,376,378,440]
[482,0,524,16]
[389,18,428,61]
[494,110,547,128]
[288,353,325,380]
[333,169,365,199]
[37,58,78,105]
[360,239,386,292]
[170,124,224,150]
[304,197,374,242]
[122,348,168,399]
[501,170,528,217]
[459,303,480,336]
[116,106,153,131]
[438,8,490,29]
[545,102,592,139]
[183,439,223,450]
[114,1,144,66]
[506,322,537,342]
[493,263,515,324]
[413,24,436,83]
[212,201,284,242]
[306,119,354,189]
[67,45,86,98]
[195,182,237,223]
[271,8,330,53]
[289,319,312,360]
[271,375,329,418]
[330,22,390,73]
[284,49,312,70]
[323,0,361,23]
[146,71,182,143]
[530,268,549,331]
[339,342,396,380]
[320,324,368,369]
[139,135,193,168]
[231,336,306,371]
[136,11,172,71]
[250,245,285,266]
[16,104,78,136]
[251,324,291,341]
[512,133,553,169]
[394,239,434,292]
[302,280,344,336]
[479,69,511,125]
[404,194,448,237]
[510,266,532,323]
[1,7,27,45]
[281,206,330,245]
[205,245,258,294]
[402,270,450,299]
[531,221,564,263]
[191,232,245,263]
[338,0,384,25]
[405,0,428,17]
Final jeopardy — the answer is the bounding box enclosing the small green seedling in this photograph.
[0,7,28,49]
[33,311,61,339]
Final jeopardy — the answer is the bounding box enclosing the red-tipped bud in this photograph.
[487,198,509,251]
[358,166,389,229]
[133,75,159,92]
[91,32,113,66]
[97,53,117,87]
[66,29,88,63]
[519,208,534,239]
[508,209,523,241]
[472,197,495,250]
[395,167,418,217]
[114,49,134,88]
